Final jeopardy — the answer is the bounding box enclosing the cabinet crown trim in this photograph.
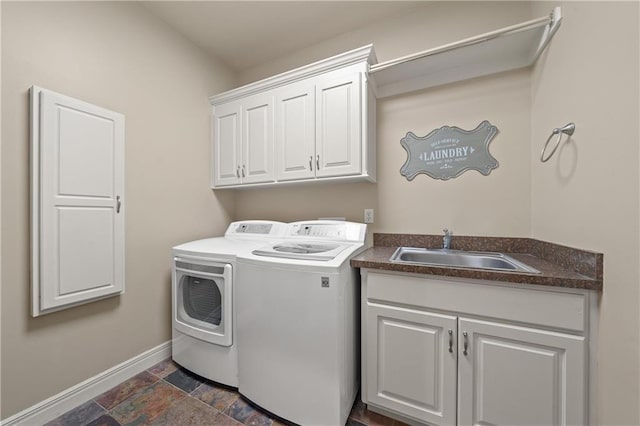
[210,44,377,105]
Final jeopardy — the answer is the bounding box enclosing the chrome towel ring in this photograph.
[540,122,575,162]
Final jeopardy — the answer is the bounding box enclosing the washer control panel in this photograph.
[236,223,273,234]
[296,224,343,238]
[285,221,366,242]
[226,221,286,237]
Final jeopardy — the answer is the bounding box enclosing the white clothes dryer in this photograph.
[171,221,285,387]
[237,221,367,425]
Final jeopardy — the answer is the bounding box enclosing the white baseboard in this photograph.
[1,341,171,426]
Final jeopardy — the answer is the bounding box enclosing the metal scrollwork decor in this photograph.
[400,120,499,181]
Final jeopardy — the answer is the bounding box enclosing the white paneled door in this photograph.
[31,87,125,316]
[457,318,586,426]
[275,80,315,181]
[366,303,458,426]
[242,93,275,184]
[212,101,242,187]
[315,70,362,178]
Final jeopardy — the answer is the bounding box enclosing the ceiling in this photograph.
[141,1,426,72]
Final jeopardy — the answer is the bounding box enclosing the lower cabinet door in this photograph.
[457,318,586,426]
[367,303,458,426]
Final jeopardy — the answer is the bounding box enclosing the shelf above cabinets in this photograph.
[369,7,562,98]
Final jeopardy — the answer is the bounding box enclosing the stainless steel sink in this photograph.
[390,247,540,274]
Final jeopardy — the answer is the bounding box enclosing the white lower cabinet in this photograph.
[457,318,586,426]
[366,303,457,426]
[362,271,593,426]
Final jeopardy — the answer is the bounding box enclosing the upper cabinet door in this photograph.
[212,101,242,187]
[275,80,316,181]
[32,87,125,316]
[458,317,586,426]
[242,92,275,184]
[315,70,362,178]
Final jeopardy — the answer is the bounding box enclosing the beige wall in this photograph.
[531,2,640,425]
[236,1,534,236]
[1,2,235,418]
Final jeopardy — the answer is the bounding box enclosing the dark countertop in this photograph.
[350,234,603,291]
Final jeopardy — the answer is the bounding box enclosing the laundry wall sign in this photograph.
[400,120,499,181]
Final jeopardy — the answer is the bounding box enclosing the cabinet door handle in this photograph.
[448,329,453,353]
[236,166,240,178]
[116,195,121,214]
[241,165,246,177]
[316,154,320,170]
[309,156,313,171]
[463,331,469,356]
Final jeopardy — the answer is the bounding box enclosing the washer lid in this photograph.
[252,242,349,261]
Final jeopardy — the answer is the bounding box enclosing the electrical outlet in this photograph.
[364,209,374,224]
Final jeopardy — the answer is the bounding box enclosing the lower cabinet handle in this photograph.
[316,154,320,170]
[116,195,121,214]
[309,156,313,171]
[236,166,240,178]
[448,329,453,353]
[241,165,246,177]
[463,331,469,356]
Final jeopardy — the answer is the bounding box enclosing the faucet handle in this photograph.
[443,228,450,235]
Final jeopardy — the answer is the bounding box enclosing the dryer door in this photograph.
[173,258,233,346]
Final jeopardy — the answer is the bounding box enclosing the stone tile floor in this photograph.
[45,359,406,426]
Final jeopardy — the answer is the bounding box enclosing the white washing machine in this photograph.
[171,220,285,387]
[237,220,368,426]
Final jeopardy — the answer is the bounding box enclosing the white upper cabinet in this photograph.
[315,70,362,178]
[31,87,125,316]
[212,101,241,187]
[210,45,376,189]
[212,94,275,187]
[275,79,315,181]
[242,92,275,184]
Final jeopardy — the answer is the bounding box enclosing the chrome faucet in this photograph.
[443,229,452,250]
